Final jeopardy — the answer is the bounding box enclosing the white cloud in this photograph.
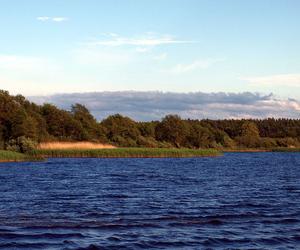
[169,58,225,74]
[87,33,193,47]
[37,16,50,21]
[37,16,68,22]
[241,74,300,87]
[29,91,300,120]
[136,47,150,53]
[261,98,300,111]
[153,53,167,61]
[52,17,69,22]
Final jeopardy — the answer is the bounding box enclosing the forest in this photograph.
[0,90,299,153]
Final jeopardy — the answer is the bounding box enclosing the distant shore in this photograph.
[30,148,222,159]
[223,149,271,152]
[223,148,300,153]
[1,148,299,163]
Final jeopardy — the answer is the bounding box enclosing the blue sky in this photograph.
[0,0,300,99]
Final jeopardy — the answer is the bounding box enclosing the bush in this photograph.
[156,141,173,148]
[110,135,137,147]
[137,136,159,148]
[223,135,236,148]
[0,140,4,150]
[276,137,300,147]
[259,138,278,148]
[6,136,37,153]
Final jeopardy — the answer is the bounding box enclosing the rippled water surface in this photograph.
[0,153,300,249]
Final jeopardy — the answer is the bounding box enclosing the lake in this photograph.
[0,153,300,249]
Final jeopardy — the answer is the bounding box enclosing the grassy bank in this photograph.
[31,148,222,158]
[271,148,300,152]
[223,148,271,153]
[0,150,43,162]
[223,148,300,153]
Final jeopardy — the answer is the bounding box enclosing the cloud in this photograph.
[136,47,150,53]
[241,74,300,87]
[37,16,50,21]
[0,54,47,71]
[86,33,193,47]
[169,58,225,74]
[29,91,300,121]
[37,16,68,22]
[52,17,68,22]
[153,53,167,61]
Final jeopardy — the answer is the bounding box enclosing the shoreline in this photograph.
[224,148,300,153]
[223,149,271,153]
[1,147,299,163]
[0,160,25,163]
[0,150,43,163]
[31,148,222,159]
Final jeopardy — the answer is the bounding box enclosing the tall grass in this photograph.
[31,148,222,158]
[39,142,116,150]
[272,148,300,152]
[0,150,42,162]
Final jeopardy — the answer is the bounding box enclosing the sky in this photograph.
[0,0,300,119]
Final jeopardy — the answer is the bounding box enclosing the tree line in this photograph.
[0,90,299,152]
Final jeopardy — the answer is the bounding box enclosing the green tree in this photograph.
[71,104,107,141]
[155,115,189,147]
[237,121,261,147]
[101,114,141,146]
[42,103,86,140]
[186,122,215,148]
[11,109,38,139]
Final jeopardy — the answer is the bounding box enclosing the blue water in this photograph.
[0,153,300,249]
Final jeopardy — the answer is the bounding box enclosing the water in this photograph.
[0,153,300,249]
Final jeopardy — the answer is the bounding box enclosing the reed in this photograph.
[0,150,43,162]
[31,148,222,158]
[38,141,116,150]
[272,148,300,152]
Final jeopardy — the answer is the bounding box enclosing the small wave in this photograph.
[0,242,61,249]
[67,244,102,250]
[71,244,129,250]
[202,237,250,246]
[0,232,85,240]
[101,194,130,199]
[135,240,198,248]
[168,218,223,227]
[258,236,293,245]
[107,236,122,241]
[21,221,161,230]
[261,218,300,224]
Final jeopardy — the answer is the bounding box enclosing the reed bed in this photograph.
[32,148,222,158]
[0,150,43,162]
[38,142,116,150]
[272,148,300,152]
[223,148,271,152]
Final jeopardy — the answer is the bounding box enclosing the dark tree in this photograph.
[155,115,190,147]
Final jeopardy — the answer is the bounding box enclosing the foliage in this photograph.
[235,121,260,148]
[0,90,300,150]
[6,136,37,153]
[101,114,141,146]
[155,115,189,147]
